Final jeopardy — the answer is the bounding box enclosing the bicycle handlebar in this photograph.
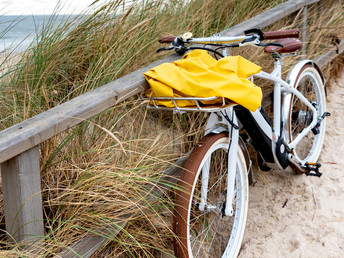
[158,29,300,44]
[156,28,300,55]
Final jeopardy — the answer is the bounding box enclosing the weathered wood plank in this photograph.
[1,146,44,243]
[59,222,127,258]
[220,0,319,36]
[315,40,344,68]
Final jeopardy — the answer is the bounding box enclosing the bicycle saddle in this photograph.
[264,38,302,53]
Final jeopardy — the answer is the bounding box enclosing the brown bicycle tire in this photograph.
[173,132,248,257]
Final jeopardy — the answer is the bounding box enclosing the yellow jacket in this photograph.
[144,50,262,111]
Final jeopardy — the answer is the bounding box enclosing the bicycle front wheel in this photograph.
[173,133,248,258]
[286,64,327,163]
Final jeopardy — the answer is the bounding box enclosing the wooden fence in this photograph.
[0,0,343,256]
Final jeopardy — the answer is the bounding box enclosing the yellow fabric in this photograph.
[144,50,262,111]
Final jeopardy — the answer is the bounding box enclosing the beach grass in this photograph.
[0,0,343,256]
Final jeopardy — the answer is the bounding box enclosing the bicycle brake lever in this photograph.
[256,42,284,48]
[156,47,173,53]
[267,42,284,48]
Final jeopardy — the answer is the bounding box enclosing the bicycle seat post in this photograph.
[272,52,298,61]
[271,54,283,137]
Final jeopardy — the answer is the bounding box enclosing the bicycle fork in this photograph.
[200,107,239,216]
[224,113,239,216]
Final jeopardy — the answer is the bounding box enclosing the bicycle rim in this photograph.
[287,65,326,162]
[173,133,248,258]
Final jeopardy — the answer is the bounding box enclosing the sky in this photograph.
[0,0,106,15]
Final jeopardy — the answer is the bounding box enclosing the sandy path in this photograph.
[238,70,344,257]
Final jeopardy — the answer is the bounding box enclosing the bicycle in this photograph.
[144,28,329,257]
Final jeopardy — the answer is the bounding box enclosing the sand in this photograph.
[238,71,344,257]
[0,51,23,76]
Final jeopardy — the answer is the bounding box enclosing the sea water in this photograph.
[0,15,78,52]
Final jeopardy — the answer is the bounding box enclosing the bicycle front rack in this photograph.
[145,96,234,113]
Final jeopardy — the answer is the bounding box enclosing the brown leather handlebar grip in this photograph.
[158,35,177,43]
[263,29,300,40]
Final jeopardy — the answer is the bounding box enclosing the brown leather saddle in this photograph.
[264,38,302,53]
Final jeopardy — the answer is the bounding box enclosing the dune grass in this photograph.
[0,0,287,127]
[0,0,343,256]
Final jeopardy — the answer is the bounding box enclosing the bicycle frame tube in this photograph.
[190,35,251,44]
[254,66,318,150]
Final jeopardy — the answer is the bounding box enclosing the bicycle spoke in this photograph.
[292,120,301,134]
[194,215,218,255]
[206,215,222,253]
[191,215,213,246]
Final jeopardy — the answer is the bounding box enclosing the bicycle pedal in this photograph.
[302,162,322,177]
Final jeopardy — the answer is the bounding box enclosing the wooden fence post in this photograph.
[302,5,308,57]
[1,146,44,243]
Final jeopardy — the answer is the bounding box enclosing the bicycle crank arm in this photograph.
[287,154,322,177]
[287,154,306,173]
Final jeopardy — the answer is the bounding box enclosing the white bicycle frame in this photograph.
[203,50,320,216]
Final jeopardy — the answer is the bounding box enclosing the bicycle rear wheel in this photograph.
[173,132,248,258]
[286,64,326,163]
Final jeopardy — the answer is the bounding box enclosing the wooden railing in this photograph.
[1,0,343,255]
